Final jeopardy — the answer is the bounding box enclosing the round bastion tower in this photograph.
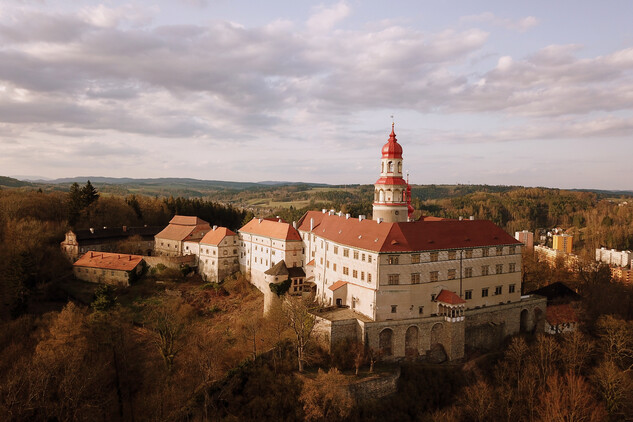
[372,123,409,223]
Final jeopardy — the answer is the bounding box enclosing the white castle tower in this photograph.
[372,123,410,223]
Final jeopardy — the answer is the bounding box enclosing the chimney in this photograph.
[90,252,94,258]
[377,218,383,224]
[213,225,218,231]
[469,216,474,220]
[337,211,343,217]
[345,213,350,219]
[459,216,463,221]
[359,215,366,221]
[129,255,132,261]
[322,209,327,213]
[278,218,282,223]
[310,218,314,231]
[258,218,262,223]
[292,221,297,229]
[90,227,94,234]
[122,226,127,232]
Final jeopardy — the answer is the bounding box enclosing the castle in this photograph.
[155,125,546,360]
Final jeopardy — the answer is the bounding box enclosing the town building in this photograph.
[73,251,145,286]
[61,226,161,261]
[154,216,211,257]
[528,282,581,334]
[611,267,633,284]
[198,226,240,282]
[514,230,534,249]
[553,234,573,254]
[595,247,632,268]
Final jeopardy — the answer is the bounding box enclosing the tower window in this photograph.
[388,161,394,172]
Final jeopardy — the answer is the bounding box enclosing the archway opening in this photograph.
[379,328,393,357]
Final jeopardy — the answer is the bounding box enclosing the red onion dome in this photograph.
[381,123,403,158]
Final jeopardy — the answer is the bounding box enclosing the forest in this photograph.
[0,181,632,421]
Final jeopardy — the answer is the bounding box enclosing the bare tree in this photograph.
[283,295,316,372]
[300,368,353,422]
[537,371,606,422]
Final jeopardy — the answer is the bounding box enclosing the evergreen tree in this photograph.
[68,182,82,225]
[80,180,99,208]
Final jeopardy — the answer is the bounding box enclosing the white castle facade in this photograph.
[156,125,546,360]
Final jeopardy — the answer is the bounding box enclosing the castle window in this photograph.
[411,273,420,284]
[388,274,399,285]
[343,248,349,257]
[465,290,472,300]
[482,288,489,297]
[429,271,439,282]
[333,263,337,271]
[464,267,473,278]
[368,255,372,263]
[419,306,424,315]
[482,248,489,257]
[448,269,456,280]
[495,286,502,295]
[388,161,394,172]
[388,255,399,265]
[509,246,516,254]
[481,265,489,276]
[398,162,402,173]
[430,252,438,262]
[411,254,420,264]
[496,264,503,274]
[368,273,372,283]
[509,284,516,293]
[496,246,503,256]
[334,246,338,254]
[343,267,349,275]
[361,272,365,281]
[354,251,359,260]
[509,263,516,272]
[391,305,397,314]
[448,251,456,260]
[353,270,358,278]
[465,250,473,259]
[362,253,366,261]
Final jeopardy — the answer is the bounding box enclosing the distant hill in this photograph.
[0,176,33,188]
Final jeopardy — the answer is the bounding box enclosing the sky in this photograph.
[1,0,632,190]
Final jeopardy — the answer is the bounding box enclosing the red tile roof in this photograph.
[435,289,466,305]
[156,215,211,241]
[296,210,519,253]
[239,218,302,241]
[74,251,143,271]
[200,227,236,245]
[328,280,348,291]
[169,215,209,226]
[546,304,579,325]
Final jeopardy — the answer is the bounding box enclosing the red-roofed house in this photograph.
[545,303,579,334]
[74,251,145,286]
[238,217,304,293]
[154,215,211,257]
[198,226,239,282]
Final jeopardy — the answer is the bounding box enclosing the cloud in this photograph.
[306,2,351,32]
[461,12,539,32]
[0,4,631,187]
